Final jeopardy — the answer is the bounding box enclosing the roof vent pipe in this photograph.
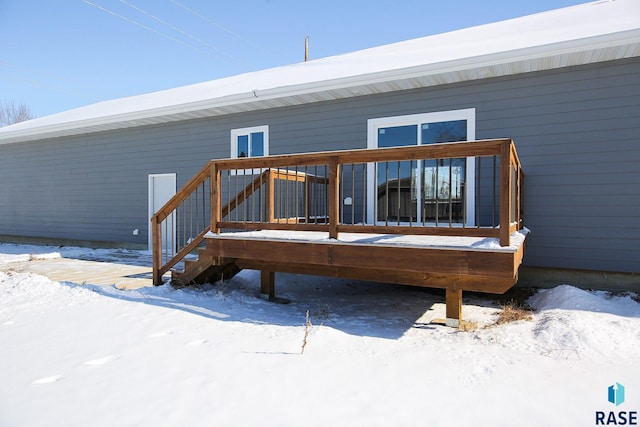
[305,36,309,62]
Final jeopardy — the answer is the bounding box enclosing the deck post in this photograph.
[151,217,163,286]
[260,270,275,300]
[499,142,511,247]
[518,166,524,230]
[445,289,462,328]
[210,162,221,235]
[266,170,275,223]
[305,176,311,224]
[328,156,340,239]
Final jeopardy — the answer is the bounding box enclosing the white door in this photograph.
[148,174,176,252]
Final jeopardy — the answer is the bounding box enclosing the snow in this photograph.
[1,243,639,426]
[207,227,529,252]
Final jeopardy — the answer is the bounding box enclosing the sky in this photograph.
[1,0,589,118]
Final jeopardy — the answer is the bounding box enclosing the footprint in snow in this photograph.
[32,375,63,385]
[83,355,116,366]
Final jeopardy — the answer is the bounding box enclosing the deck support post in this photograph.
[210,162,221,235]
[499,142,512,247]
[445,289,462,328]
[151,218,163,286]
[328,156,340,239]
[266,170,275,223]
[260,270,275,300]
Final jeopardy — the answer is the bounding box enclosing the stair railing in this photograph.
[151,162,211,285]
[151,167,285,285]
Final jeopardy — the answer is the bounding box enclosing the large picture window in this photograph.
[366,108,476,226]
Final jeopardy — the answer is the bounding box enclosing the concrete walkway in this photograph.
[1,256,154,289]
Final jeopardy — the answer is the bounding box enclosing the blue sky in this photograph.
[1,0,588,117]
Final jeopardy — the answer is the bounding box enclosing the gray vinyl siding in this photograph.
[0,57,638,273]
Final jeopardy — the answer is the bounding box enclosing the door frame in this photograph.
[148,173,177,252]
[366,108,476,226]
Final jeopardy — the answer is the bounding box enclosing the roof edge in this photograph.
[1,28,639,145]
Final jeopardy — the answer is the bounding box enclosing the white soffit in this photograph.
[1,0,639,145]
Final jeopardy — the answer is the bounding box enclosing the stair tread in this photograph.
[171,256,240,287]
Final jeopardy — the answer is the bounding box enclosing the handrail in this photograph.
[151,161,212,285]
[152,138,524,285]
[211,138,512,170]
[154,161,212,223]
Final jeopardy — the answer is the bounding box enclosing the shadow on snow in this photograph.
[77,270,484,340]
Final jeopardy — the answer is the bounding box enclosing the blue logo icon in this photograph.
[608,382,625,406]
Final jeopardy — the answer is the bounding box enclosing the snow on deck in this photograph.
[206,228,528,253]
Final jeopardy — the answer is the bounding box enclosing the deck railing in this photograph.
[152,138,524,285]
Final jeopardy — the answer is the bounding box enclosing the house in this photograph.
[0,0,638,296]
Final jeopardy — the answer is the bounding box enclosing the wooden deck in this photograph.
[151,139,526,327]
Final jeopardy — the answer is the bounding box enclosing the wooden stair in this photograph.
[171,247,240,288]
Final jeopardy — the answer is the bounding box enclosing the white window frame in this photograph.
[366,108,476,226]
[230,125,269,175]
[231,125,269,159]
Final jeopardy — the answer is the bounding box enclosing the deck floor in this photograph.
[206,228,528,252]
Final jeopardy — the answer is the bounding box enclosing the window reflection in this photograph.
[422,120,466,222]
[375,119,467,223]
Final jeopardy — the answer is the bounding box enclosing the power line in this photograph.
[168,0,277,59]
[0,61,100,100]
[80,0,227,62]
[118,0,239,62]
[0,69,94,102]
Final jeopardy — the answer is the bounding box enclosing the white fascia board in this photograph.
[248,29,640,101]
[1,30,639,145]
[0,91,259,144]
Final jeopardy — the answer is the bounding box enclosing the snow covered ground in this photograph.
[0,243,638,427]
